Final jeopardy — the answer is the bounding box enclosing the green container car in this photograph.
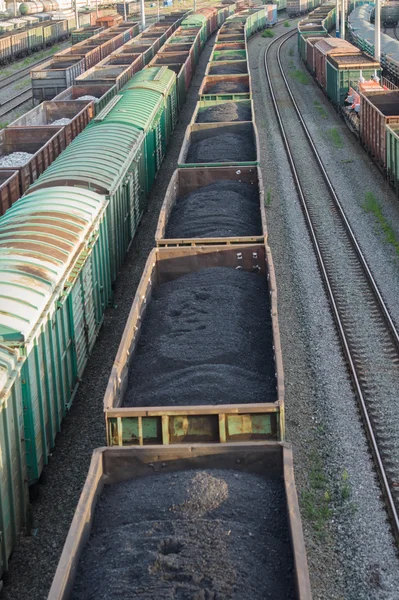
[28,124,146,282]
[387,123,399,192]
[99,89,166,193]
[121,66,178,147]
[212,49,247,61]
[180,14,207,46]
[0,346,29,587]
[326,54,381,106]
[27,24,44,51]
[0,187,111,485]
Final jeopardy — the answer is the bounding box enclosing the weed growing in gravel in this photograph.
[314,100,328,119]
[0,121,9,129]
[328,127,344,148]
[341,158,354,164]
[262,29,275,38]
[265,189,272,206]
[363,192,399,257]
[340,469,351,501]
[301,451,331,539]
[289,47,294,56]
[284,21,290,27]
[15,78,29,90]
[291,69,309,84]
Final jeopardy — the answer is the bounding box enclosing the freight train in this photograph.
[0,7,120,63]
[370,1,399,26]
[298,3,399,200]
[49,9,310,598]
[1,5,299,592]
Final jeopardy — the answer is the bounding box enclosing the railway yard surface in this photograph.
[3,5,399,600]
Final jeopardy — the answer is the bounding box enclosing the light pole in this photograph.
[157,0,160,21]
[124,0,127,21]
[336,0,340,37]
[140,0,145,29]
[375,0,381,61]
[340,0,345,38]
[74,0,79,30]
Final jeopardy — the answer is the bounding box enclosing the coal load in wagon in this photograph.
[214,52,244,61]
[206,80,248,94]
[210,62,248,75]
[196,101,252,123]
[123,267,276,407]
[71,469,296,600]
[186,132,255,163]
[166,180,261,238]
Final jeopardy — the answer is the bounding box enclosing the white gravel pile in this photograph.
[0,152,33,167]
[77,95,98,102]
[51,118,72,126]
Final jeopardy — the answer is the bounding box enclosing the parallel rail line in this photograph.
[0,88,32,119]
[264,29,399,540]
[0,56,50,92]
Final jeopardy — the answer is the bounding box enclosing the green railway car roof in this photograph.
[95,89,164,132]
[29,123,145,195]
[181,14,207,26]
[0,187,107,345]
[120,66,176,97]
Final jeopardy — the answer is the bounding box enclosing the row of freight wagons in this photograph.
[0,6,235,589]
[30,20,141,101]
[298,4,399,195]
[46,9,312,599]
[0,8,118,63]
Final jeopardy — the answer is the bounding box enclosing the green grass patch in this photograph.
[291,69,309,84]
[363,192,399,256]
[265,189,272,207]
[288,47,294,56]
[284,20,290,27]
[314,100,328,118]
[327,127,344,148]
[262,29,275,38]
[300,451,332,539]
[0,121,9,129]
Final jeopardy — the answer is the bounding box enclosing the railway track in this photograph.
[0,88,32,120]
[0,56,50,92]
[264,29,399,540]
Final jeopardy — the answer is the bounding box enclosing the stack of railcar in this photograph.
[45,10,312,600]
[0,8,237,590]
[0,7,119,64]
[298,4,399,196]
[30,20,140,102]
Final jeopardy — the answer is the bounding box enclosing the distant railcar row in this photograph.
[298,3,399,196]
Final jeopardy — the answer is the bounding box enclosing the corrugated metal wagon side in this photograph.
[0,187,111,485]
[0,346,29,589]
[47,443,311,600]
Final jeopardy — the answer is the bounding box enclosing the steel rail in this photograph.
[0,56,51,92]
[0,88,32,119]
[263,28,399,539]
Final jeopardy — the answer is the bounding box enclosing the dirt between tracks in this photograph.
[71,469,296,600]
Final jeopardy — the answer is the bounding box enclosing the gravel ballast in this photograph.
[1,34,220,600]
[0,152,33,167]
[186,132,255,163]
[51,117,72,126]
[196,101,251,123]
[206,80,248,94]
[71,469,295,600]
[248,25,399,599]
[165,180,261,238]
[124,267,276,408]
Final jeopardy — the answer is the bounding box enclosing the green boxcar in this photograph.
[212,49,247,61]
[98,89,166,194]
[28,124,146,282]
[0,346,29,586]
[0,187,111,484]
[326,55,381,106]
[387,123,399,193]
[121,66,178,148]
[181,14,207,46]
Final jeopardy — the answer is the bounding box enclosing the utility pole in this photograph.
[194,0,196,11]
[157,0,160,21]
[336,0,340,37]
[124,0,127,21]
[340,0,345,38]
[140,0,145,29]
[96,0,98,19]
[375,0,381,61]
[74,0,79,30]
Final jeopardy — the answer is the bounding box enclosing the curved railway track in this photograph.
[264,28,399,541]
